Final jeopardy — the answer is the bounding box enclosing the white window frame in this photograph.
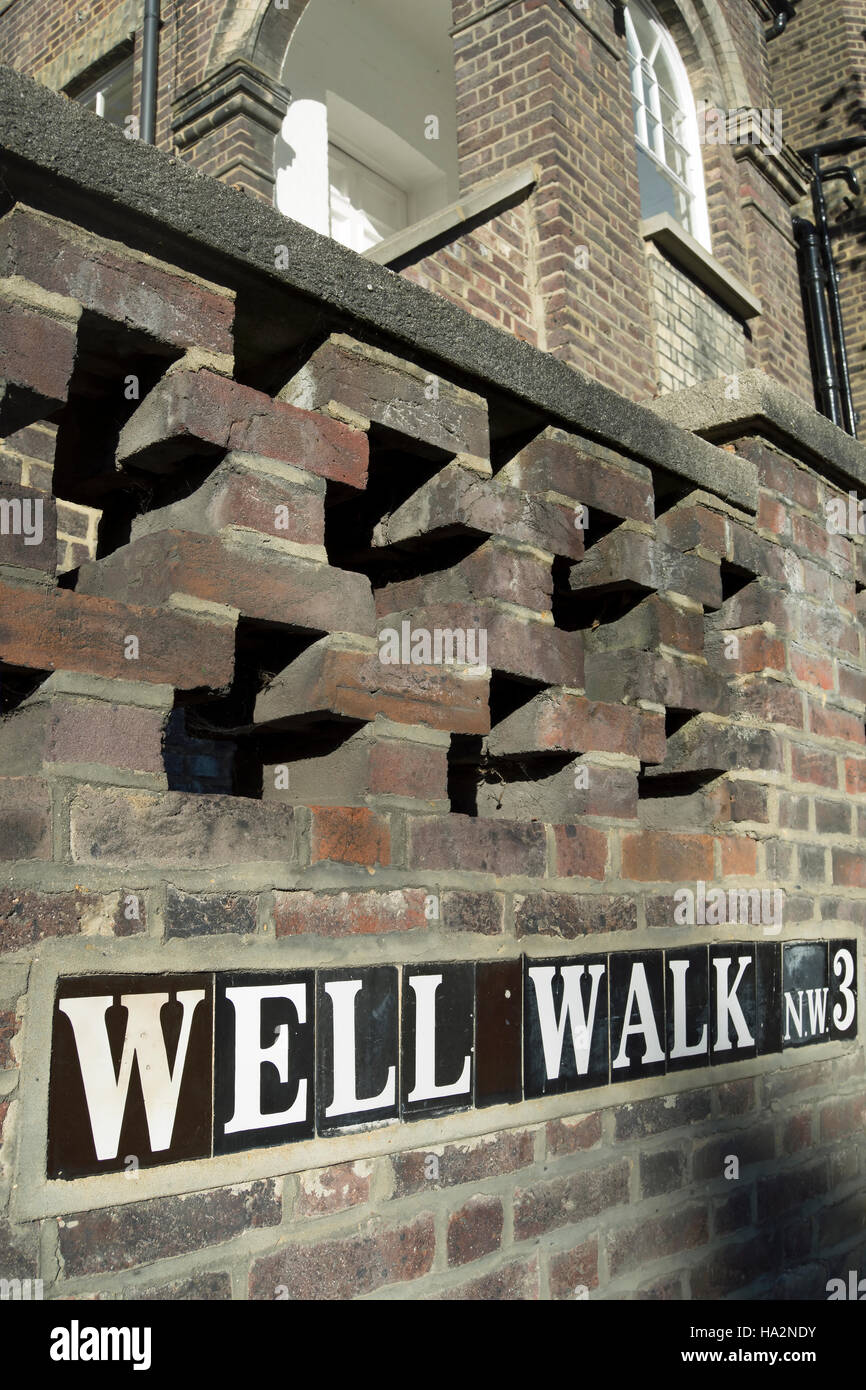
[624,1,711,250]
[74,55,134,126]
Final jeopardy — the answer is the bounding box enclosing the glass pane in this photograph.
[101,63,134,128]
[328,144,408,252]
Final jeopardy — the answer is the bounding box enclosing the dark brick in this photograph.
[59,1182,281,1276]
[614,1089,711,1141]
[514,1160,630,1241]
[441,890,504,935]
[0,777,51,861]
[435,1257,539,1300]
[249,1214,434,1300]
[549,1237,598,1299]
[408,815,546,876]
[639,1147,687,1197]
[515,891,636,939]
[692,1123,775,1180]
[70,788,294,867]
[126,1272,233,1300]
[447,1195,504,1266]
[391,1131,535,1196]
[608,1203,709,1277]
[165,887,257,938]
[546,1112,602,1158]
[0,887,102,952]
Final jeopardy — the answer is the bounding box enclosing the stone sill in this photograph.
[364,164,537,267]
[640,212,763,321]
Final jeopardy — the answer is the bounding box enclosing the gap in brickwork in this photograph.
[448,734,482,816]
[488,672,547,725]
[324,426,454,582]
[96,452,228,560]
[552,575,644,633]
[167,623,324,797]
[0,663,51,715]
[51,315,181,512]
[650,469,699,515]
[719,559,756,601]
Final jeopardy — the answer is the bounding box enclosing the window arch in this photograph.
[625,1,711,249]
[276,0,458,253]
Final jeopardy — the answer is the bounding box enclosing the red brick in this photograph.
[790,648,834,691]
[117,369,368,488]
[249,1215,435,1300]
[0,581,235,690]
[59,1182,281,1276]
[310,806,390,867]
[720,836,758,876]
[546,1112,602,1158]
[552,823,608,879]
[548,1238,599,1300]
[370,739,448,800]
[783,1111,812,1155]
[845,757,866,794]
[621,830,714,882]
[513,1160,630,1241]
[791,745,837,788]
[509,430,653,523]
[447,1195,504,1266]
[486,690,664,763]
[820,1093,866,1142]
[274,889,427,938]
[808,700,864,744]
[832,849,866,888]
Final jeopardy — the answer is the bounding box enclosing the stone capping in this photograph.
[0,64,759,511]
[648,368,866,491]
[171,59,290,148]
[734,138,812,206]
[364,165,538,268]
[640,213,762,321]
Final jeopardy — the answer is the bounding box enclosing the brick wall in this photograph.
[645,247,748,393]
[769,0,866,425]
[0,0,819,409]
[0,70,864,1300]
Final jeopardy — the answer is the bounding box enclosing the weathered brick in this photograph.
[447,1194,504,1266]
[757,1161,828,1221]
[513,1160,630,1241]
[546,1112,602,1158]
[249,1214,435,1300]
[614,1089,712,1141]
[310,806,390,867]
[256,636,487,735]
[692,1123,775,1180]
[0,696,167,776]
[59,1181,281,1276]
[515,892,637,938]
[295,1162,373,1218]
[436,1256,539,1300]
[621,830,714,882]
[391,1131,535,1195]
[274,889,427,938]
[408,815,545,876]
[639,1147,687,1197]
[0,887,112,951]
[505,428,653,523]
[0,297,77,432]
[0,581,235,689]
[0,205,235,354]
[570,525,721,607]
[0,485,57,573]
[485,690,664,763]
[820,1093,866,1142]
[70,787,294,866]
[549,1237,598,1299]
[282,334,489,457]
[0,777,51,860]
[76,531,373,637]
[690,1231,780,1299]
[126,1272,233,1300]
[441,890,504,934]
[118,369,368,488]
[165,887,257,938]
[552,824,608,879]
[608,1203,709,1277]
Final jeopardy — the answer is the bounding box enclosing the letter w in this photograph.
[806,987,828,1035]
[59,991,205,1160]
[529,964,605,1079]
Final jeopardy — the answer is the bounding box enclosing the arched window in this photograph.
[276,0,458,253]
[625,1,711,249]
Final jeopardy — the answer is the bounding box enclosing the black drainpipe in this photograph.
[800,136,866,438]
[140,0,160,145]
[794,217,843,428]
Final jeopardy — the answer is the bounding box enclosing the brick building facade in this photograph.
[0,1,865,1306]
